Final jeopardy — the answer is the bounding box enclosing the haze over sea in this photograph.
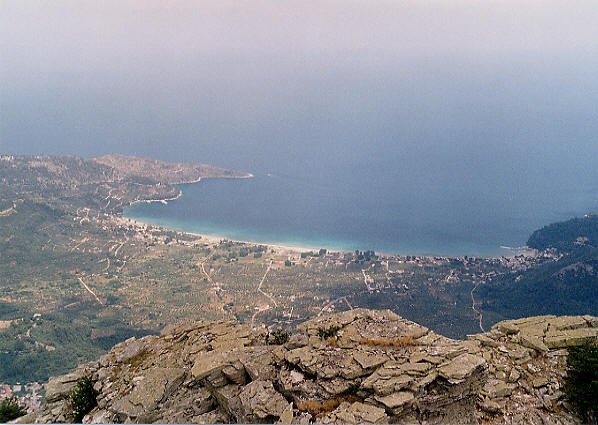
[2,1,598,256]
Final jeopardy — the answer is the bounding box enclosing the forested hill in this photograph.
[479,214,598,323]
[527,214,598,252]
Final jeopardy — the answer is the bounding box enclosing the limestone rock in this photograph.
[113,337,147,363]
[374,391,414,415]
[480,399,501,414]
[484,380,512,399]
[322,401,388,424]
[532,377,549,388]
[277,402,293,424]
[544,327,598,348]
[45,371,86,402]
[29,310,597,425]
[438,353,486,383]
[192,349,233,379]
[237,380,288,422]
[519,334,549,353]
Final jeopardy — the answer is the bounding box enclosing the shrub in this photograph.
[68,376,98,423]
[267,328,290,345]
[318,325,341,339]
[0,396,27,423]
[564,341,598,424]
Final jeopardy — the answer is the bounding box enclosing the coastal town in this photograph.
[0,382,43,412]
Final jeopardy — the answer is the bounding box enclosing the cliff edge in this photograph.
[24,309,598,424]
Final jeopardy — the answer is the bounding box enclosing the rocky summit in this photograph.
[22,309,598,424]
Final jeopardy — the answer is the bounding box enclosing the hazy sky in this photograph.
[1,0,598,170]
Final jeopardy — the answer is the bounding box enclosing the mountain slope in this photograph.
[26,309,597,424]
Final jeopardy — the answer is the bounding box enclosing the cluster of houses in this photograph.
[0,381,43,412]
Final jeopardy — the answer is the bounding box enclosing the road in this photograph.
[470,281,484,332]
[77,277,104,305]
[251,260,276,325]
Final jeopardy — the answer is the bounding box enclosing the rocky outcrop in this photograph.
[27,310,597,424]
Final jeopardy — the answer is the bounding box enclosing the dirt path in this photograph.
[113,242,125,257]
[0,201,16,217]
[471,281,484,332]
[199,260,214,283]
[198,259,228,317]
[77,277,104,305]
[251,260,276,325]
[318,295,353,317]
[257,260,276,307]
[361,269,373,291]
[70,237,89,252]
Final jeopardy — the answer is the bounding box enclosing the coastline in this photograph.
[121,173,325,256]
[129,191,184,206]
[122,176,523,259]
[121,209,527,260]
[115,214,319,255]
[127,172,253,207]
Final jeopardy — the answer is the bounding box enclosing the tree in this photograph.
[0,396,27,423]
[68,376,98,423]
[564,342,598,424]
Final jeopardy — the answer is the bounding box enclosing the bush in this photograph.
[267,328,290,345]
[68,376,98,423]
[564,341,598,424]
[0,396,27,422]
[318,325,341,339]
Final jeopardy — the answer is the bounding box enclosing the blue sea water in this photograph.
[124,167,598,257]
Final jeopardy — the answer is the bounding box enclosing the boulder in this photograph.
[192,350,233,379]
[322,401,389,424]
[111,368,185,418]
[374,391,415,415]
[438,353,486,384]
[544,327,598,348]
[113,337,147,363]
[519,334,549,353]
[45,371,86,402]
[237,380,288,422]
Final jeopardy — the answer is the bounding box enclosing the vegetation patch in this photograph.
[68,376,99,423]
[267,328,290,345]
[318,325,342,339]
[0,396,27,423]
[564,341,598,424]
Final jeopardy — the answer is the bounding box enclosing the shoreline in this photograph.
[123,178,522,259]
[119,211,524,259]
[115,214,320,255]
[129,191,183,206]
[128,172,255,207]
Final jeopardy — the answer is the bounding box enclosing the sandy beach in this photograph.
[113,214,321,255]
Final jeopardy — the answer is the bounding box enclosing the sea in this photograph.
[2,2,598,257]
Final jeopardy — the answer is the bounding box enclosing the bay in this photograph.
[125,167,598,257]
